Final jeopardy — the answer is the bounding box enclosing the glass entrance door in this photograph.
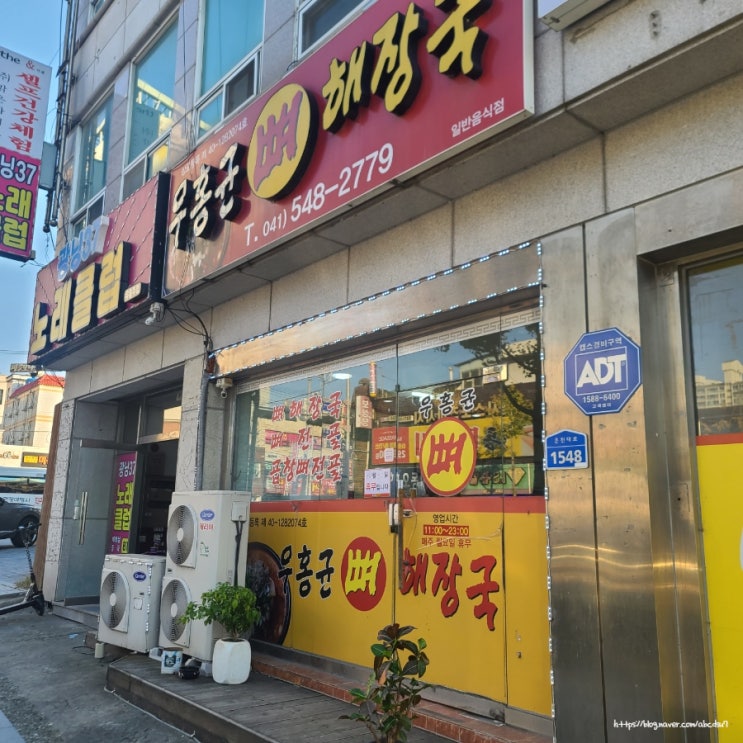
[61,444,118,603]
[688,255,743,738]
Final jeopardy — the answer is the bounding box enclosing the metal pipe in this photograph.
[44,0,78,234]
[193,371,209,491]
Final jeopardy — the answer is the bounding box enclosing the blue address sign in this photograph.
[545,430,589,470]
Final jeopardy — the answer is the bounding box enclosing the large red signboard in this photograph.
[165,0,532,295]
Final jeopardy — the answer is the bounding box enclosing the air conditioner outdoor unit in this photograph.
[97,554,166,653]
[538,0,611,30]
[159,490,251,660]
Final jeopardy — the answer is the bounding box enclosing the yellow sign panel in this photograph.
[419,417,477,496]
[246,496,550,717]
[247,83,317,201]
[697,436,743,739]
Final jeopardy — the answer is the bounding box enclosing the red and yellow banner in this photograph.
[0,45,51,262]
[109,451,137,554]
[246,494,550,716]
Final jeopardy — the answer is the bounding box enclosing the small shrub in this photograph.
[341,623,431,743]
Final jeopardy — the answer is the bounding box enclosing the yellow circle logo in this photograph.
[419,418,477,497]
[247,83,317,201]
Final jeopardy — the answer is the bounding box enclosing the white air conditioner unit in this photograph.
[97,554,166,653]
[538,0,611,30]
[159,490,251,660]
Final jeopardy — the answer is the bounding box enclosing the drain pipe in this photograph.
[193,366,210,492]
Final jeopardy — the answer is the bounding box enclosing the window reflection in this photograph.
[128,22,177,164]
[76,97,112,210]
[689,256,743,435]
[232,311,543,500]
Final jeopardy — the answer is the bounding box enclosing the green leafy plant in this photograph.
[341,623,431,743]
[182,582,260,639]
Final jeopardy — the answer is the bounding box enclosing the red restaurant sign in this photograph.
[165,0,532,295]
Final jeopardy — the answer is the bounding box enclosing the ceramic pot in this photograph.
[212,638,251,684]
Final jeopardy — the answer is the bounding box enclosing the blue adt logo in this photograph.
[564,327,641,415]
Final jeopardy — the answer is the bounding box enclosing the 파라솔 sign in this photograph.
[165,0,533,294]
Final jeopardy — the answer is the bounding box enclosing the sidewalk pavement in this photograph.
[0,600,551,743]
[0,604,197,742]
[0,538,33,597]
[0,602,459,742]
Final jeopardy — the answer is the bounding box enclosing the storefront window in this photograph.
[232,309,543,500]
[689,255,743,435]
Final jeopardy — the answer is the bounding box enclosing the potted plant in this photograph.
[341,623,432,743]
[182,581,260,684]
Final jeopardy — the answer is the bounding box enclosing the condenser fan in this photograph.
[160,577,191,643]
[167,504,196,566]
[100,569,130,630]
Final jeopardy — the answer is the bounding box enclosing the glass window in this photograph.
[128,22,177,165]
[688,255,743,435]
[71,196,104,239]
[232,309,543,500]
[123,22,177,199]
[197,94,223,138]
[198,0,263,135]
[75,97,112,211]
[141,388,182,442]
[299,0,367,55]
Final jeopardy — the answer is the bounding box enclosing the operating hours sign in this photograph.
[564,327,642,415]
[545,430,589,470]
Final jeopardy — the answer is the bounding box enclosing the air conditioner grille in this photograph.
[160,577,190,643]
[100,569,129,630]
[167,504,196,566]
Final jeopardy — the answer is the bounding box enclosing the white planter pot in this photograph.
[212,638,252,684]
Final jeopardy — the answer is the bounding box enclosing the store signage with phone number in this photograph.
[165,0,532,295]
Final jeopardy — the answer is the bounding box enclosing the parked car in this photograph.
[0,498,40,547]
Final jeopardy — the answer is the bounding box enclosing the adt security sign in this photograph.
[545,430,588,470]
[564,327,642,415]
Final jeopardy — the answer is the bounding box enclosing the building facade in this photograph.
[0,372,27,442]
[1,373,64,448]
[28,1,743,740]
